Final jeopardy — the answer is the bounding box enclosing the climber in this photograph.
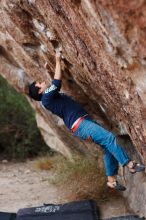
[29,51,145,191]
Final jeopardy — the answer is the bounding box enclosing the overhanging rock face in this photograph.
[0,0,146,216]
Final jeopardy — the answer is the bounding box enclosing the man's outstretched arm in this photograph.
[41,52,62,106]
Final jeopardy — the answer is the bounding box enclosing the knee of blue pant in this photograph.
[104,132,116,146]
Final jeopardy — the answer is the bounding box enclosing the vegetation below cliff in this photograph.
[0,158,133,218]
[0,75,51,160]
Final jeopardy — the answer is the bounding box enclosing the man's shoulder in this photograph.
[44,84,58,94]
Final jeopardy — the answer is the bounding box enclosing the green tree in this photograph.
[0,75,50,160]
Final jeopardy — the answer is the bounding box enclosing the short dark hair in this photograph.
[29,81,42,101]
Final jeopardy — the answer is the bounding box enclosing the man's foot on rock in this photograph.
[127,161,145,174]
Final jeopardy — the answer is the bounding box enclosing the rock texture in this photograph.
[0,0,146,217]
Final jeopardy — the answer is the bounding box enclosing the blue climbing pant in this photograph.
[73,117,130,176]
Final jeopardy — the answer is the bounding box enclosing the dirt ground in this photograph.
[0,159,134,219]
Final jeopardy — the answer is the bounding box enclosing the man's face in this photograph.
[35,81,48,94]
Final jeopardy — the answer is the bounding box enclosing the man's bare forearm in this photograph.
[54,60,61,80]
[54,52,62,80]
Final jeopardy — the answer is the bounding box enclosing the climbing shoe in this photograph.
[107,181,126,191]
[128,161,145,174]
